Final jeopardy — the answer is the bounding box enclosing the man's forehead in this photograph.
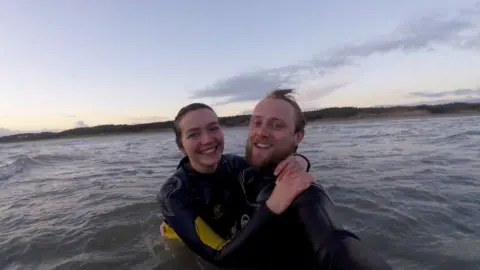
[252,98,294,119]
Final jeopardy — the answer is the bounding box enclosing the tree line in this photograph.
[1,102,479,143]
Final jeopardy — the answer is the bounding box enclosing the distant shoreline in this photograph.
[1,102,480,144]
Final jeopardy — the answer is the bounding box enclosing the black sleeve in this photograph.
[157,175,280,268]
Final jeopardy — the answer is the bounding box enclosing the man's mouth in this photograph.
[254,143,272,149]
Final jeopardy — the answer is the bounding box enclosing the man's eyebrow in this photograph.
[206,121,219,126]
[251,115,284,122]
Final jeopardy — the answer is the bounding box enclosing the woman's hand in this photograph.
[160,222,167,236]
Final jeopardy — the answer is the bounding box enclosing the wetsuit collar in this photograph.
[177,155,223,178]
[256,162,278,177]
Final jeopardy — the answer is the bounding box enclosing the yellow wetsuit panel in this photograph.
[162,219,228,250]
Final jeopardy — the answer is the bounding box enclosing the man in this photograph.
[236,88,392,269]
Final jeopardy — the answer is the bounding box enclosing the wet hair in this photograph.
[173,103,215,149]
[264,88,306,133]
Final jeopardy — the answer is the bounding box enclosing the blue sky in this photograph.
[1,0,479,133]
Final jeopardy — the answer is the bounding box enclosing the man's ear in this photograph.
[294,131,304,145]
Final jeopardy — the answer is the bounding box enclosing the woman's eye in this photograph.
[209,126,219,132]
[187,132,199,139]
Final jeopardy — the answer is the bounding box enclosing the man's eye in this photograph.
[252,120,262,127]
[273,122,284,129]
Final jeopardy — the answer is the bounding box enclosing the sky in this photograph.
[1,0,479,134]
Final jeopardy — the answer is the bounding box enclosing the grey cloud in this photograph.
[334,16,473,58]
[408,88,480,98]
[189,5,479,106]
[190,53,353,106]
[236,82,349,115]
[75,120,88,128]
[300,82,350,101]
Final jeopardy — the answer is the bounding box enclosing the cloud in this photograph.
[408,88,480,98]
[297,82,350,101]
[75,120,88,128]
[189,4,480,106]
[190,54,353,106]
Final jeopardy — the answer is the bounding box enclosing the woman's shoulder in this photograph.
[158,167,191,199]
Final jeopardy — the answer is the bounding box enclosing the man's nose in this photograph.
[257,123,270,137]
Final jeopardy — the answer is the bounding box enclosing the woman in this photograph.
[156,103,313,269]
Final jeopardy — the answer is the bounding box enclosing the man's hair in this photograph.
[264,88,306,133]
[173,103,215,149]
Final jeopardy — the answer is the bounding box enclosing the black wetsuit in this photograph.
[239,163,393,270]
[157,154,392,270]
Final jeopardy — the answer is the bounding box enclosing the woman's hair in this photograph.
[173,103,215,149]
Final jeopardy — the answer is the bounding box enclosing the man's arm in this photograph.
[291,181,392,270]
[157,176,281,268]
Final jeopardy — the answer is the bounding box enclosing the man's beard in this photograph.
[245,140,297,169]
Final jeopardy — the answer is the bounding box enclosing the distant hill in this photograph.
[1,102,480,144]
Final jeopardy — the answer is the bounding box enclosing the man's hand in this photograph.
[274,154,309,178]
[266,171,314,214]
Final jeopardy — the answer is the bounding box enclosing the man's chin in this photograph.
[245,145,274,168]
[248,154,271,168]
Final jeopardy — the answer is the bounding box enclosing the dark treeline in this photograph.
[1,102,479,143]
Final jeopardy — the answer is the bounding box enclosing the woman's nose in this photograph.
[200,132,215,144]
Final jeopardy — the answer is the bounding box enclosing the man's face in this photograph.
[245,98,304,168]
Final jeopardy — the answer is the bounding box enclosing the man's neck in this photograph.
[256,162,278,177]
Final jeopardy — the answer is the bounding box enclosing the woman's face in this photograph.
[178,108,224,173]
